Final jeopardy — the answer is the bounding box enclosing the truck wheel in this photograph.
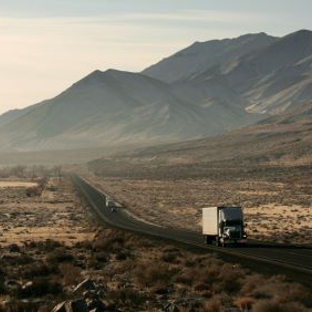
[206,236,213,244]
[215,238,220,247]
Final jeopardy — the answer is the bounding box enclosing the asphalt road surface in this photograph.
[73,175,312,286]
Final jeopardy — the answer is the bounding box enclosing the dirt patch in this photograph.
[0,177,94,247]
[245,204,312,244]
[0,181,38,188]
[85,173,312,245]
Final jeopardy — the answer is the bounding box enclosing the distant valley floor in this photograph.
[86,163,312,245]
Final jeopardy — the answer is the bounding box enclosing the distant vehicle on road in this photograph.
[202,206,247,247]
[106,197,116,209]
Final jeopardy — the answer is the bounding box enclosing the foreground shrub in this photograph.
[93,229,124,252]
[115,249,133,261]
[0,300,40,312]
[59,263,82,285]
[173,260,220,288]
[202,296,222,312]
[161,248,182,264]
[109,288,148,307]
[17,279,62,298]
[26,239,63,252]
[45,248,74,266]
[252,299,309,312]
[250,275,311,304]
[21,263,54,279]
[132,261,173,288]
[213,263,243,294]
[234,297,255,311]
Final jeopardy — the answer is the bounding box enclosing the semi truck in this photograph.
[202,206,247,247]
[105,196,116,212]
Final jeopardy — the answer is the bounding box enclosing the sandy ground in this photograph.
[86,175,312,245]
[245,204,312,243]
[0,177,94,247]
[2,172,310,246]
[0,181,38,188]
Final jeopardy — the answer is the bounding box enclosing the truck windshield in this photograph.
[225,220,242,226]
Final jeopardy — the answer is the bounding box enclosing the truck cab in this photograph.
[106,197,116,210]
[203,206,247,247]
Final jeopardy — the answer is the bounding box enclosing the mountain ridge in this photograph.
[0,68,256,151]
[142,32,278,83]
[183,29,312,115]
[0,30,311,152]
[91,101,312,171]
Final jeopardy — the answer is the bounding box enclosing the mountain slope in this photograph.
[0,109,26,128]
[188,30,312,115]
[0,102,43,128]
[90,102,312,175]
[142,33,278,83]
[0,69,256,151]
[1,30,312,153]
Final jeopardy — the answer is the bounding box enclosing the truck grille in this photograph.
[230,231,241,239]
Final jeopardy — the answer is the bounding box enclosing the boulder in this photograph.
[52,302,66,312]
[22,281,34,289]
[52,299,89,312]
[83,289,99,300]
[74,279,96,294]
[86,298,106,312]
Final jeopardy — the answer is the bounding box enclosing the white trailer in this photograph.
[202,206,247,247]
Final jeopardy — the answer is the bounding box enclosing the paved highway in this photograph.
[73,175,312,286]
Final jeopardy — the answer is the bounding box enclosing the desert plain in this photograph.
[0,177,94,248]
[0,164,312,311]
[86,163,312,245]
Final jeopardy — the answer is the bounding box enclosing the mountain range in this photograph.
[0,30,312,151]
[89,100,312,178]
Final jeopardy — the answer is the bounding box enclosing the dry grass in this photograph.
[0,177,94,247]
[74,229,312,311]
[245,205,312,243]
[86,171,312,244]
[0,223,312,311]
[1,169,312,311]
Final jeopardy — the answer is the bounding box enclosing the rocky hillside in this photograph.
[0,69,257,151]
[183,30,312,115]
[1,30,312,152]
[90,101,312,171]
[142,32,277,83]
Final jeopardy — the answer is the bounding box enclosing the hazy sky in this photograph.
[0,0,312,114]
